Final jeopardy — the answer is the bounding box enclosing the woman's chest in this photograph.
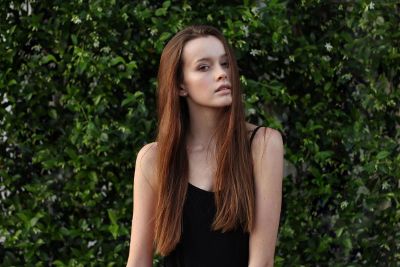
[187,151,216,191]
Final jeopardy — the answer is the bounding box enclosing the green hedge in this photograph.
[1,0,399,266]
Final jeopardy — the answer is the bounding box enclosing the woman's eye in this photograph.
[198,65,209,71]
[221,62,229,68]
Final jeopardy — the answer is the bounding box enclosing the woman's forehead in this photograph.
[182,36,226,64]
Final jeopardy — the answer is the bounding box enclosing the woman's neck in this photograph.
[186,107,223,151]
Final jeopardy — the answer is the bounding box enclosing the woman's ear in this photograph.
[179,84,188,96]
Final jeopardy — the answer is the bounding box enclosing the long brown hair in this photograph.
[154,25,254,256]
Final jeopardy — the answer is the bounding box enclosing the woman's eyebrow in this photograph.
[194,54,227,63]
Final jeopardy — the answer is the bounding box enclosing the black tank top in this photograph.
[162,126,263,267]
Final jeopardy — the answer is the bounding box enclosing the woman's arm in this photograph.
[126,143,158,267]
[248,128,284,267]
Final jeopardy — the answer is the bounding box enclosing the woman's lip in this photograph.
[215,88,231,94]
[215,85,231,92]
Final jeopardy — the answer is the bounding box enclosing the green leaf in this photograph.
[108,224,119,239]
[52,260,66,267]
[376,151,390,160]
[8,79,17,86]
[110,56,126,66]
[29,217,40,228]
[155,8,167,16]
[121,91,143,107]
[126,61,138,70]
[159,31,171,42]
[315,151,334,161]
[64,147,78,160]
[108,209,117,225]
[49,109,58,119]
[71,34,78,45]
[163,1,171,9]
[40,54,57,65]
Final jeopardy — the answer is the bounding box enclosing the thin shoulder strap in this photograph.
[250,126,263,146]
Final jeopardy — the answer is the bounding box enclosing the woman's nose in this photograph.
[216,66,228,81]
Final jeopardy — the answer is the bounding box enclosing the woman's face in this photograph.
[179,36,232,109]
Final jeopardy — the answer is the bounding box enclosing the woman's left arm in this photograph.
[248,128,284,267]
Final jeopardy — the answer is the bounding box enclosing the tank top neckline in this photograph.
[188,182,215,194]
[187,125,264,195]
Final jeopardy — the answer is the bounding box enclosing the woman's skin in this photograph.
[126,36,284,267]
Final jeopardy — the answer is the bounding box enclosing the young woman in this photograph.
[126,25,284,267]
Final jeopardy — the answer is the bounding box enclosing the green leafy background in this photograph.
[1,0,399,266]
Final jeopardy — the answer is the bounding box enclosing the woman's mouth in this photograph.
[215,84,231,93]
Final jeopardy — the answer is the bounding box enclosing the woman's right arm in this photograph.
[126,143,158,267]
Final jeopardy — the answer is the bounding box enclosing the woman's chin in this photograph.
[213,101,232,108]
[216,96,232,107]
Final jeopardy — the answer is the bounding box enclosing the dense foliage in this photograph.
[1,0,399,266]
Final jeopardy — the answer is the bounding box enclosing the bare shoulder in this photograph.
[261,128,284,153]
[251,126,284,186]
[136,142,158,189]
[247,124,284,162]
[137,142,158,161]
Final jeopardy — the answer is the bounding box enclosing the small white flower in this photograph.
[241,25,249,37]
[100,46,111,54]
[340,201,348,209]
[382,181,390,190]
[71,15,82,24]
[267,56,278,61]
[369,2,375,10]
[325,42,333,52]
[149,28,158,36]
[365,1,375,12]
[251,6,260,16]
[240,75,247,86]
[282,35,288,45]
[250,49,261,56]
[88,240,97,248]
[32,44,42,52]
[322,55,331,62]
[342,73,352,80]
